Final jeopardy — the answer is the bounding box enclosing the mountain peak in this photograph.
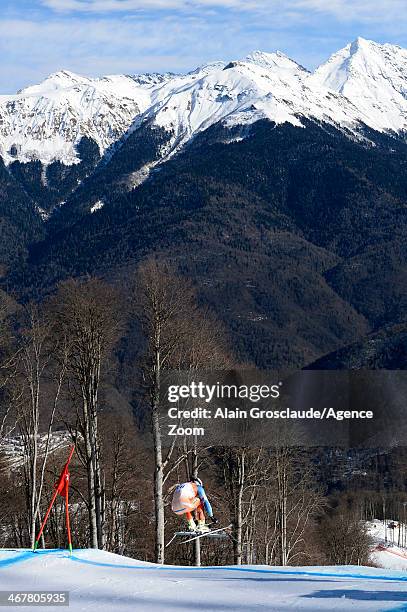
[48,69,84,80]
[188,61,226,76]
[19,69,91,96]
[245,50,309,73]
[350,36,373,49]
[312,38,407,132]
[39,69,91,88]
[350,36,403,52]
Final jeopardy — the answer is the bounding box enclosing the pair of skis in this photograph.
[166,524,232,547]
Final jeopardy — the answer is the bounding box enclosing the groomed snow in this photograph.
[1,548,407,611]
[368,519,407,572]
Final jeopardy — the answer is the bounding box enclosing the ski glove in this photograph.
[210,516,219,525]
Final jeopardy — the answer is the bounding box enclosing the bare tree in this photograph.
[0,290,19,445]
[17,303,69,548]
[319,506,373,565]
[273,447,323,565]
[221,445,266,565]
[49,277,122,549]
[136,259,196,563]
[174,308,232,566]
[254,445,325,566]
[101,412,147,555]
[136,258,231,563]
[18,304,51,548]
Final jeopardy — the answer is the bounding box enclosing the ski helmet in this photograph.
[192,477,203,487]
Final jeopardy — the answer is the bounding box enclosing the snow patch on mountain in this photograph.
[90,200,104,213]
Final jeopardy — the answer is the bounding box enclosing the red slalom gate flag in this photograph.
[55,464,70,497]
[33,445,75,553]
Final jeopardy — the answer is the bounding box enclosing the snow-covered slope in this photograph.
[0,432,72,471]
[1,548,407,611]
[108,49,372,180]
[1,38,407,168]
[130,50,367,166]
[312,37,407,134]
[0,64,231,166]
[368,519,407,571]
[0,70,171,165]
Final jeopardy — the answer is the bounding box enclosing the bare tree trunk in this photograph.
[28,337,40,549]
[109,444,120,551]
[152,329,165,564]
[29,430,38,549]
[91,358,105,549]
[234,454,244,566]
[93,424,104,548]
[275,448,289,566]
[152,408,165,564]
[83,398,98,549]
[192,446,201,567]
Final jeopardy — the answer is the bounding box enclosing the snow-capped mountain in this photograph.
[130,49,367,167]
[312,37,407,134]
[0,64,229,166]
[0,38,406,168]
[0,70,171,165]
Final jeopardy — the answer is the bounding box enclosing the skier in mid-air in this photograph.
[171,477,217,532]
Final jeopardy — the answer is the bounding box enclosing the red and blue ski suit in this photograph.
[171,482,213,524]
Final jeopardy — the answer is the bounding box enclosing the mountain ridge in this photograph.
[1,37,407,173]
[1,38,407,370]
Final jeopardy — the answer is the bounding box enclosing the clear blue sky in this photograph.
[0,0,406,93]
